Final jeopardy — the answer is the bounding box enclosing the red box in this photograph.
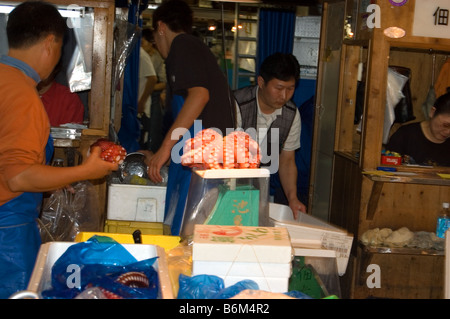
[381,155,401,166]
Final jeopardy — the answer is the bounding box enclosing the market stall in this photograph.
[15,129,352,299]
[316,0,450,298]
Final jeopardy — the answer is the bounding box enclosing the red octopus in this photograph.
[90,138,127,164]
[181,129,260,170]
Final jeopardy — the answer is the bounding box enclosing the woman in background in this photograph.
[386,90,450,166]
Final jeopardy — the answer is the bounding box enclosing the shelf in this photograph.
[53,139,80,148]
[363,168,450,220]
[363,169,450,187]
[360,241,444,257]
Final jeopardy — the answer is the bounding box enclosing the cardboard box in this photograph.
[192,224,293,264]
[381,155,401,166]
[27,242,174,299]
[107,184,166,222]
[269,203,353,276]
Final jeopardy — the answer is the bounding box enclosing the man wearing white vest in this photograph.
[234,52,306,219]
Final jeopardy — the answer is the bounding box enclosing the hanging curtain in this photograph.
[117,0,147,153]
[257,8,296,73]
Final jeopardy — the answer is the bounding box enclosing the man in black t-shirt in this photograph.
[146,0,235,235]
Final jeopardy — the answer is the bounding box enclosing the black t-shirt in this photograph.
[386,122,450,166]
[165,33,235,135]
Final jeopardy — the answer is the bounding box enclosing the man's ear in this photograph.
[157,21,166,35]
[257,75,264,89]
[42,34,56,55]
[429,106,436,119]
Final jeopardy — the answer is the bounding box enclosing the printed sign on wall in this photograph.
[412,0,450,39]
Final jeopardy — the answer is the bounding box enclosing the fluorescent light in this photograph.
[0,5,84,18]
[0,5,13,14]
[383,26,406,38]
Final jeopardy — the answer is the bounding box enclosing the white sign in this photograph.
[412,0,450,39]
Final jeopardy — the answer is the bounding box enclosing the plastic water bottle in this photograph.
[436,202,450,239]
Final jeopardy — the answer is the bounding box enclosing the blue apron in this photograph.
[0,135,54,298]
[163,95,203,236]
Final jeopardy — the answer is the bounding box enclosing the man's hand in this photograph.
[288,197,306,220]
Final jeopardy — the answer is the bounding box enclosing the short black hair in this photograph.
[7,1,66,49]
[152,0,193,34]
[434,88,450,116]
[259,52,300,83]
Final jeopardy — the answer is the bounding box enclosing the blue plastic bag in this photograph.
[177,274,259,299]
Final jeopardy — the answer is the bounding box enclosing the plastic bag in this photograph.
[384,68,408,144]
[112,16,141,89]
[177,274,259,299]
[39,181,101,242]
[41,236,160,299]
[66,11,94,92]
[166,245,193,296]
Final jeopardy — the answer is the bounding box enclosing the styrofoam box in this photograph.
[107,184,166,222]
[269,203,353,276]
[192,224,293,264]
[192,260,292,278]
[223,276,289,293]
[27,242,174,299]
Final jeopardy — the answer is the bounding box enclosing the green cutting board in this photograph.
[205,185,259,226]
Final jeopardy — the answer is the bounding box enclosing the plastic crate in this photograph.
[75,232,180,251]
[104,220,164,235]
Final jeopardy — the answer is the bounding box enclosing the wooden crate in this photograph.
[353,245,444,299]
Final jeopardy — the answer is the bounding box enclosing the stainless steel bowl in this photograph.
[119,152,148,181]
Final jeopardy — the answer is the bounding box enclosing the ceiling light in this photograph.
[383,26,406,38]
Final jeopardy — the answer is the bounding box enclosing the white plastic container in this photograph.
[107,184,166,222]
[223,276,290,293]
[191,224,293,293]
[180,168,270,240]
[192,260,292,278]
[269,203,353,276]
[27,242,174,299]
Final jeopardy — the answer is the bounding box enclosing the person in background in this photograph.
[141,28,166,153]
[146,0,235,235]
[234,52,306,219]
[0,1,117,298]
[37,60,84,127]
[137,41,157,149]
[386,89,450,167]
